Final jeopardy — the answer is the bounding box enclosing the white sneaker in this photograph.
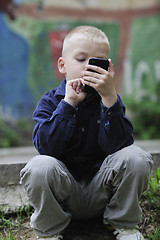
[113,227,144,240]
[37,233,63,240]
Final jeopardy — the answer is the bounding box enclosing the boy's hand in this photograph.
[64,78,86,107]
[83,59,117,107]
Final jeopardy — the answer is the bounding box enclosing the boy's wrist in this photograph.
[64,97,78,107]
[101,93,117,108]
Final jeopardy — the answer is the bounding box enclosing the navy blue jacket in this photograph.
[33,80,134,182]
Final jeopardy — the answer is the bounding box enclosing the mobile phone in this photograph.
[84,58,109,93]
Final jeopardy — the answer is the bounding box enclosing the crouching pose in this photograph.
[20,25,153,240]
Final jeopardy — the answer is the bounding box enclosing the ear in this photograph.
[58,57,66,75]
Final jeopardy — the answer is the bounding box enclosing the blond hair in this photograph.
[62,25,110,56]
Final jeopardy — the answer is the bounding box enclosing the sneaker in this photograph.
[113,227,144,240]
[37,233,63,240]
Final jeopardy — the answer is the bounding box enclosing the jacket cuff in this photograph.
[101,95,124,120]
[56,99,77,120]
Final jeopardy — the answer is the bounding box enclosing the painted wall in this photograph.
[0,4,160,120]
[0,15,119,119]
[122,15,160,102]
[0,14,34,119]
[33,0,160,10]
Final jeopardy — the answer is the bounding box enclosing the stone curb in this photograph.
[0,141,160,212]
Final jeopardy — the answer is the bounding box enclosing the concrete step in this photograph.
[0,146,38,212]
[0,146,38,187]
[135,139,160,170]
[0,140,160,212]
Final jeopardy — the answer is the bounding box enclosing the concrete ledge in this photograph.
[0,185,28,211]
[0,146,38,164]
[0,140,160,212]
[0,146,38,187]
[135,140,160,171]
[0,163,26,187]
[0,141,160,187]
[134,139,160,154]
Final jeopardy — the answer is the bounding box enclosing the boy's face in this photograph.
[58,36,109,81]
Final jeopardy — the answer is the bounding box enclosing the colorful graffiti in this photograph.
[122,15,160,102]
[0,11,160,120]
[0,15,119,119]
[0,14,34,119]
[48,30,69,80]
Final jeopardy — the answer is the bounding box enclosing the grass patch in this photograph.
[139,168,160,239]
[0,203,34,240]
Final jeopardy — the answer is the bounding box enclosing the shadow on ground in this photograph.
[64,218,115,240]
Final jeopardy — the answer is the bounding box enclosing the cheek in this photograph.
[67,65,82,79]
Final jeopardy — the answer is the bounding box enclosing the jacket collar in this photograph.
[54,79,66,97]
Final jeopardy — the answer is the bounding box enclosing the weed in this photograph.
[146,217,160,240]
[142,167,160,208]
[0,202,33,240]
[139,167,160,239]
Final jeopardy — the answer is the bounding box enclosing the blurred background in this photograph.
[0,0,160,147]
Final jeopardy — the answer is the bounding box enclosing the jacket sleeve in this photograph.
[32,93,77,158]
[98,95,134,154]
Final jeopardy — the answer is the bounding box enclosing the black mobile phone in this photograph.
[84,58,109,94]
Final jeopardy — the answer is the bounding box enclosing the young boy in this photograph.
[20,26,153,240]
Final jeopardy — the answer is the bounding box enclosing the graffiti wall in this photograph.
[0,15,119,119]
[0,14,34,119]
[0,4,160,121]
[122,15,160,103]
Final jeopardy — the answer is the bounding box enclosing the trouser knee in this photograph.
[103,145,153,192]
[20,155,71,203]
[20,155,60,186]
[119,145,153,179]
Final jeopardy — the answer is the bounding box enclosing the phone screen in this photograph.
[84,58,109,93]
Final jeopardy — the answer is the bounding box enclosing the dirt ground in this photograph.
[7,218,116,240]
[1,198,160,240]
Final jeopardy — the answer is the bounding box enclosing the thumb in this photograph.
[108,59,115,77]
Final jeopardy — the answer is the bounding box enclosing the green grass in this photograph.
[0,203,33,240]
[139,168,160,239]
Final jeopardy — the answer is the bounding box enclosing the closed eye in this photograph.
[76,58,86,62]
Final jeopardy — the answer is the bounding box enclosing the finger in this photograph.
[85,64,107,75]
[81,78,86,87]
[108,59,114,77]
[75,79,82,93]
[85,64,103,74]
[71,79,84,93]
[83,70,101,81]
[83,78,99,90]
[72,81,78,91]
[79,78,85,92]
[83,73,100,85]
